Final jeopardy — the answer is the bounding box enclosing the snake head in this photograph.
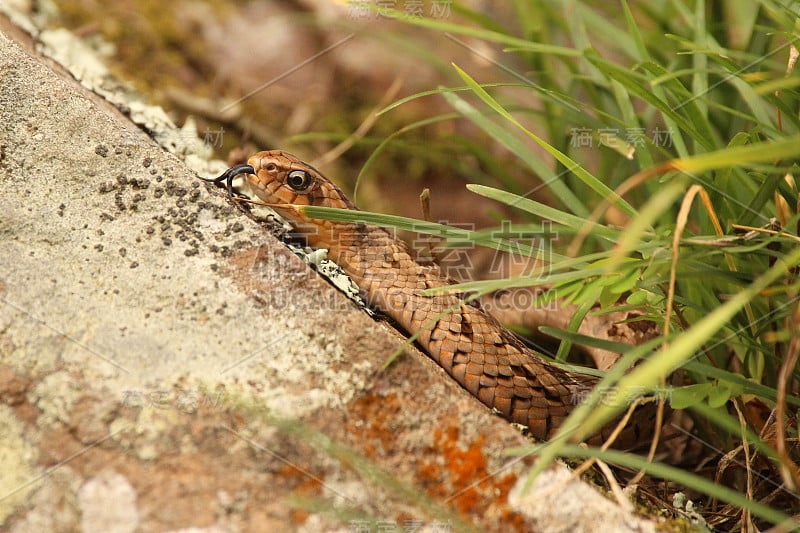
[243,150,356,211]
[209,150,359,249]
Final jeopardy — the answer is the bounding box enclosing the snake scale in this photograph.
[206,150,657,448]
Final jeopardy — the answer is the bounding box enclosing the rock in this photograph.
[509,465,657,533]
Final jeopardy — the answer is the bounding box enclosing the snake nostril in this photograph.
[265,163,277,172]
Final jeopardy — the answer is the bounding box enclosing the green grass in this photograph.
[297,1,800,529]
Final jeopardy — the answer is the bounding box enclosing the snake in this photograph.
[204,150,657,448]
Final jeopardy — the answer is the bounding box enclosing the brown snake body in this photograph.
[207,150,657,448]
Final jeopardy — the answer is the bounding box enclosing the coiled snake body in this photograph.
[208,150,655,448]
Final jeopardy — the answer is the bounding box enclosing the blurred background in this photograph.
[32,0,787,281]
[51,0,525,227]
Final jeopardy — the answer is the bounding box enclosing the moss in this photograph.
[53,0,231,101]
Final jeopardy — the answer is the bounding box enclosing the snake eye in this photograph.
[286,170,312,191]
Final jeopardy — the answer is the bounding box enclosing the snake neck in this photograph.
[309,223,446,293]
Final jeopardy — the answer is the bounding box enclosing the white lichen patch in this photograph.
[30,371,79,428]
[672,492,709,529]
[231,325,373,419]
[78,471,139,533]
[0,1,41,37]
[5,465,83,532]
[126,401,181,461]
[37,28,111,90]
[0,404,40,523]
[286,243,373,316]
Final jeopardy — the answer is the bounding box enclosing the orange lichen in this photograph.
[345,393,403,457]
[277,463,323,495]
[289,509,309,525]
[344,393,526,531]
[415,426,525,530]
